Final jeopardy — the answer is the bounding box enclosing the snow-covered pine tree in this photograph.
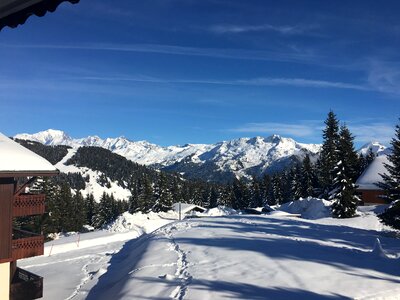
[318,111,340,198]
[330,124,360,218]
[71,191,86,231]
[272,174,284,204]
[93,192,114,228]
[250,176,263,208]
[209,186,219,208]
[378,120,400,202]
[291,165,303,200]
[137,176,154,213]
[300,154,316,198]
[84,193,96,225]
[378,120,400,229]
[152,173,173,212]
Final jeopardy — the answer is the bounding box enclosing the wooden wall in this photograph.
[0,178,13,262]
[358,189,387,205]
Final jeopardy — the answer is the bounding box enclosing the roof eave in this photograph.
[0,0,80,31]
[0,169,59,178]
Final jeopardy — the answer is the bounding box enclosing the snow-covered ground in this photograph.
[19,203,400,300]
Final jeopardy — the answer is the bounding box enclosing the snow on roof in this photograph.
[172,203,206,214]
[0,132,58,176]
[356,154,390,190]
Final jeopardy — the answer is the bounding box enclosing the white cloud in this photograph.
[367,60,400,95]
[350,123,395,145]
[78,75,369,91]
[210,24,314,35]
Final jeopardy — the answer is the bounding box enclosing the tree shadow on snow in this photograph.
[175,216,400,279]
[137,276,349,299]
[85,233,151,300]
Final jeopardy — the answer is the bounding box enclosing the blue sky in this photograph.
[1,0,400,147]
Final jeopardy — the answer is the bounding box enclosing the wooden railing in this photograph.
[13,193,45,217]
[12,229,44,260]
[10,267,43,300]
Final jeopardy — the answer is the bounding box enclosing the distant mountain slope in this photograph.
[14,139,218,203]
[15,129,320,182]
[20,129,385,182]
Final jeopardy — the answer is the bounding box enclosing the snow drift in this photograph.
[278,197,332,219]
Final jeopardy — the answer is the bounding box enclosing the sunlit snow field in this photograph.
[19,203,400,300]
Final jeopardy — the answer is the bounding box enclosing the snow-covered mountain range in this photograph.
[14,129,386,182]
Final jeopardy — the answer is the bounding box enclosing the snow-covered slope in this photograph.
[54,148,132,201]
[20,209,400,300]
[15,129,321,181]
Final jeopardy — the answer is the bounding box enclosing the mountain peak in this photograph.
[15,129,72,146]
[358,141,386,156]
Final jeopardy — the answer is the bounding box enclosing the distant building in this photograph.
[0,133,58,300]
[173,203,206,217]
[356,153,390,205]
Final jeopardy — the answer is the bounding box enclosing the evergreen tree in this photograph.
[338,124,361,182]
[300,154,316,198]
[93,192,114,228]
[330,160,359,218]
[318,111,340,197]
[153,174,173,212]
[272,174,284,204]
[379,120,400,229]
[250,177,263,208]
[232,179,250,209]
[137,176,154,213]
[71,191,86,231]
[58,183,74,232]
[209,186,219,208]
[378,121,400,202]
[291,166,303,200]
[330,124,360,218]
[84,193,96,225]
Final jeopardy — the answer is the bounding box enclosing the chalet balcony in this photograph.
[12,229,44,260]
[13,193,46,217]
[10,267,43,300]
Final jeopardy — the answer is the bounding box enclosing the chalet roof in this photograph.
[356,153,390,190]
[0,0,79,31]
[0,132,58,177]
[173,203,206,214]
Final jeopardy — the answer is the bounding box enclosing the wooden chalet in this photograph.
[0,132,58,300]
[1,1,79,299]
[356,154,389,205]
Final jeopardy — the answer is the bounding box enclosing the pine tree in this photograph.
[84,193,96,225]
[250,176,263,207]
[378,121,400,202]
[330,161,359,218]
[379,120,400,229]
[272,174,284,204]
[209,186,219,208]
[318,111,340,197]
[330,124,360,218]
[93,192,114,228]
[338,124,361,182]
[153,174,173,212]
[291,166,303,200]
[71,191,86,231]
[300,154,316,198]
